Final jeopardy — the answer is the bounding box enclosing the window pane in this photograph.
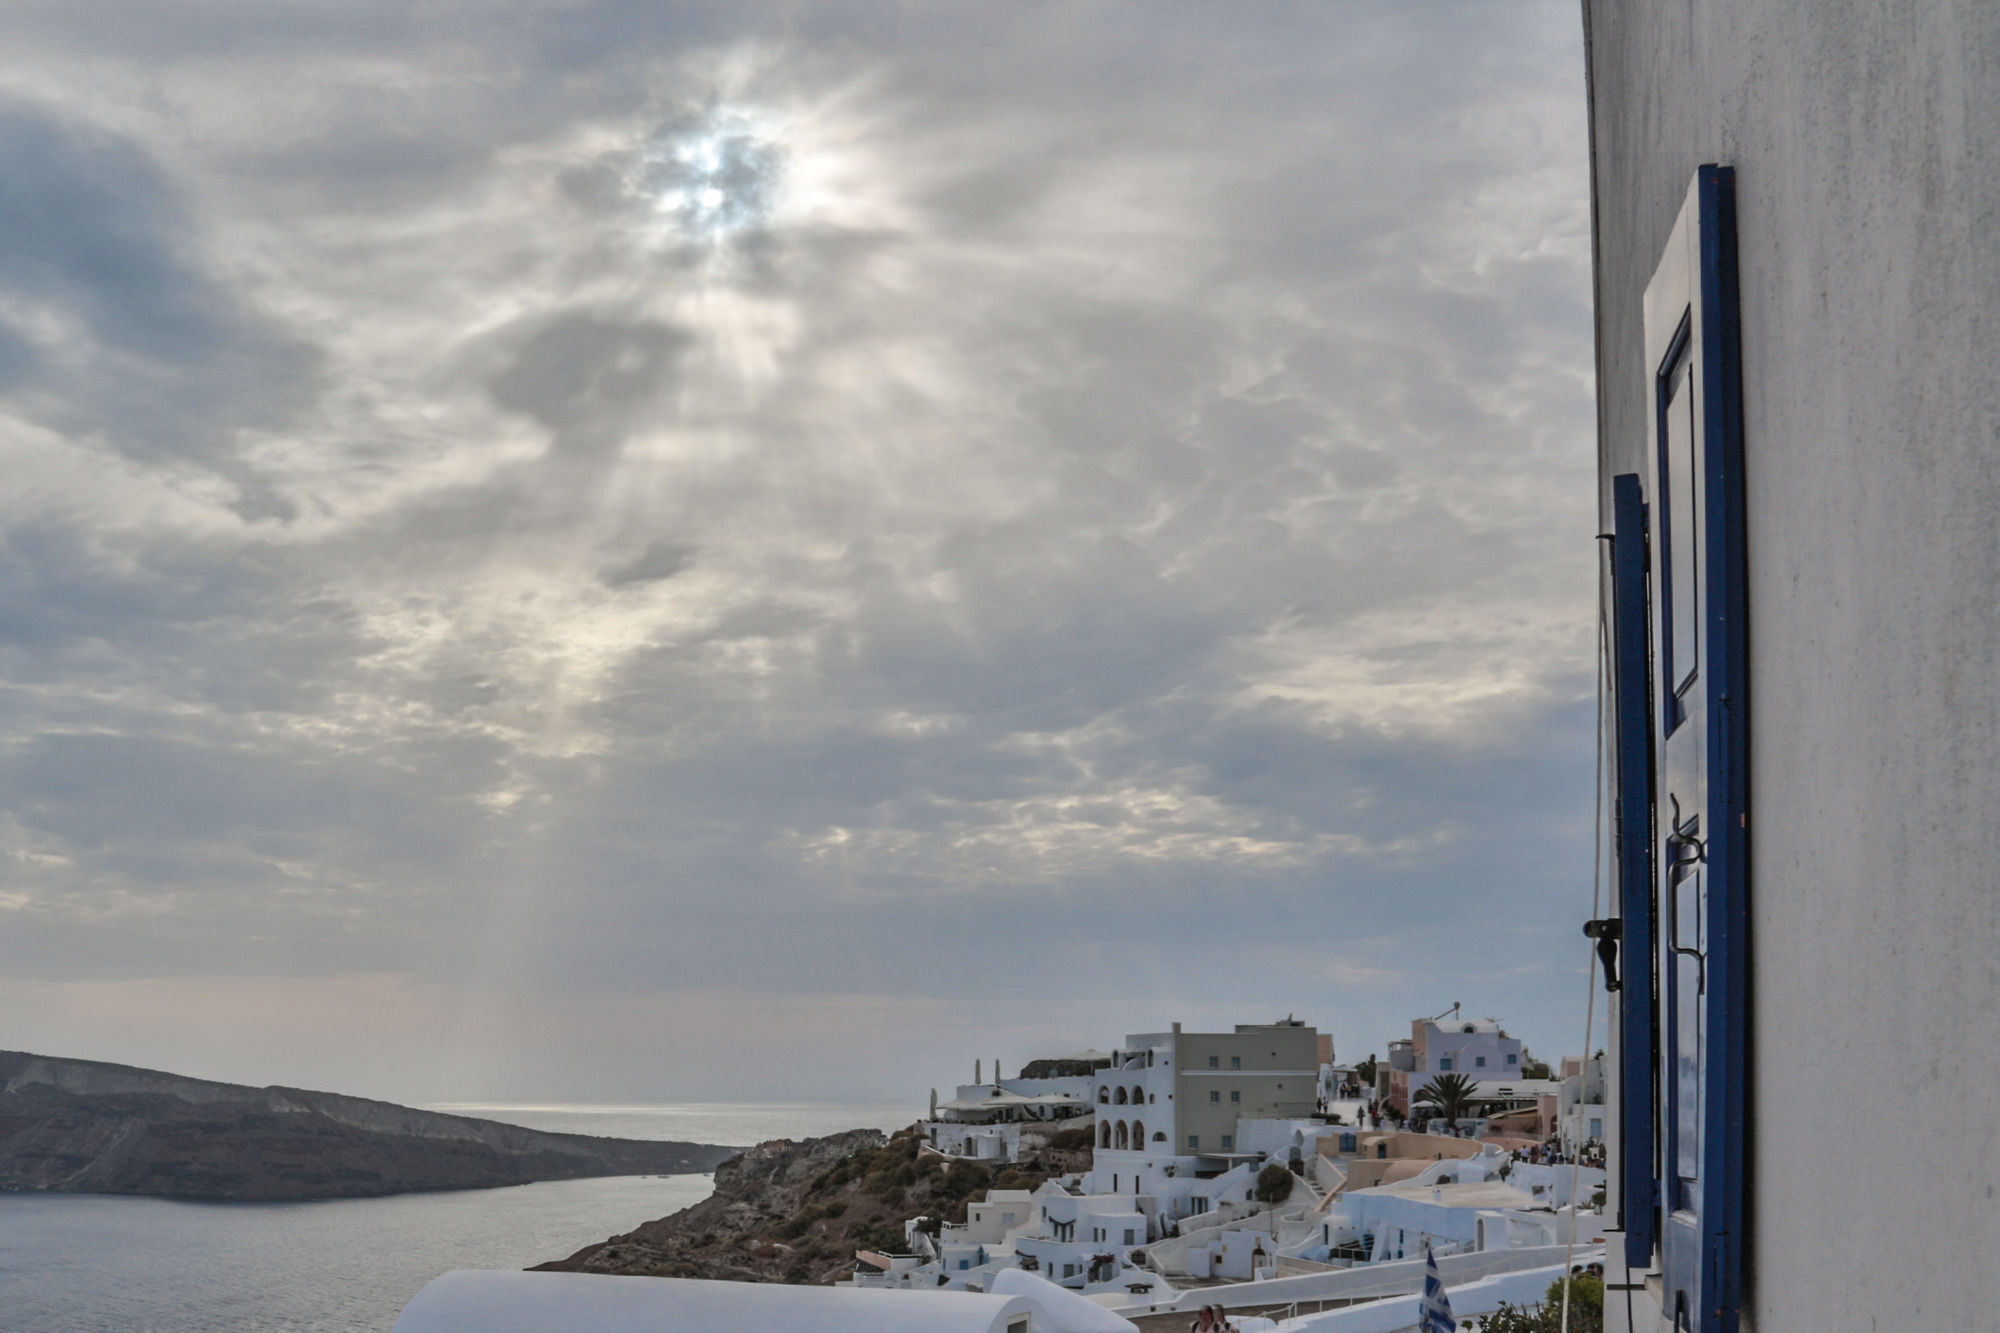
[1667,361,1699,695]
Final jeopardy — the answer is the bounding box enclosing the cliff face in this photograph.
[0,1051,735,1201]
[536,1128,895,1284]
[538,1124,1066,1286]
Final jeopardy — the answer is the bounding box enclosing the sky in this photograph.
[0,2,1601,1106]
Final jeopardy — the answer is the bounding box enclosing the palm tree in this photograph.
[1415,1072,1480,1125]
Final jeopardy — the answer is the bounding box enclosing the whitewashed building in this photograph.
[1384,1015,1526,1114]
[1584,2,2000,1329]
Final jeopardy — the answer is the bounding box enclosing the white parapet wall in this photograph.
[392,1271,1041,1333]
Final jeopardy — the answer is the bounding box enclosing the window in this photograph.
[1476,1056,1486,1068]
[1439,1058,1453,1071]
[1124,1229,1136,1245]
[1507,1053,1518,1065]
[1610,164,1748,1333]
[1187,1135,1199,1151]
[1230,1056,1241,1069]
[1230,1090,1241,1103]
[1210,1090,1220,1104]
[1001,1213,1015,1225]
[1221,1135,1234,1150]
[1208,1056,1219,1068]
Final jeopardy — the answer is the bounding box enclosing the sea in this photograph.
[0,1100,913,1333]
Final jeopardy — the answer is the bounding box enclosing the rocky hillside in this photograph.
[0,1051,735,1201]
[538,1124,1086,1285]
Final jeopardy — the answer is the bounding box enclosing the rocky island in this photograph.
[0,1050,735,1201]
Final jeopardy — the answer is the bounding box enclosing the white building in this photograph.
[921,1073,1096,1162]
[1554,1053,1605,1156]
[1584,3,1999,1328]
[1385,1015,1526,1113]
[1092,1020,1321,1156]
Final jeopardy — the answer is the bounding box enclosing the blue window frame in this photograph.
[1617,164,1749,1333]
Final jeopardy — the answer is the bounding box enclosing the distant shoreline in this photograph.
[0,1051,736,1203]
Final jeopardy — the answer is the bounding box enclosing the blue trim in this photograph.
[1610,471,1658,1270]
[1695,162,1749,1333]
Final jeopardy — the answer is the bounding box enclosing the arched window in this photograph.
[1099,1086,1110,1104]
[1115,1087,1128,1105]
[1115,1122,1129,1150]
[1130,1085,1144,1105]
[1132,1119,1145,1148]
[1101,1121,1112,1148]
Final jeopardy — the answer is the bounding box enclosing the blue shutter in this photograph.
[1692,162,1749,1333]
[1641,164,1749,1333]
[1610,470,1658,1269]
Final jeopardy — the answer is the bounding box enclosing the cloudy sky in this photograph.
[0,2,1599,1105]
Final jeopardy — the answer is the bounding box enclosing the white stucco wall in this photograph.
[393,1271,1039,1333]
[1585,3,2000,1328]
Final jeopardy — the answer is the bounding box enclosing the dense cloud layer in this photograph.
[0,3,1599,1103]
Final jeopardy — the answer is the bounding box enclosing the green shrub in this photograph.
[1476,1275,1604,1333]
[855,1220,907,1253]
[1255,1164,1295,1204]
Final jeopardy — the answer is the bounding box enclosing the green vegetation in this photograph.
[853,1219,909,1254]
[1478,1275,1604,1333]
[1020,1058,1109,1079]
[1414,1072,1479,1123]
[1254,1163,1295,1204]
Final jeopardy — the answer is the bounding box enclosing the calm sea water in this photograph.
[0,1101,912,1333]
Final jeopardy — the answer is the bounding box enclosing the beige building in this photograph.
[1164,1021,1319,1154]
[1092,1019,1322,1156]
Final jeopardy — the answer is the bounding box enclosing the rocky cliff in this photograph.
[0,1051,735,1201]
[537,1123,1072,1285]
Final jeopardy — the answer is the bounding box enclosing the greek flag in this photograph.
[1419,1245,1456,1333]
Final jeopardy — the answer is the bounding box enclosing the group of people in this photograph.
[1527,1136,1606,1168]
[1187,1305,1241,1332]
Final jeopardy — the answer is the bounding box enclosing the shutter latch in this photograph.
[1583,917,1623,993]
